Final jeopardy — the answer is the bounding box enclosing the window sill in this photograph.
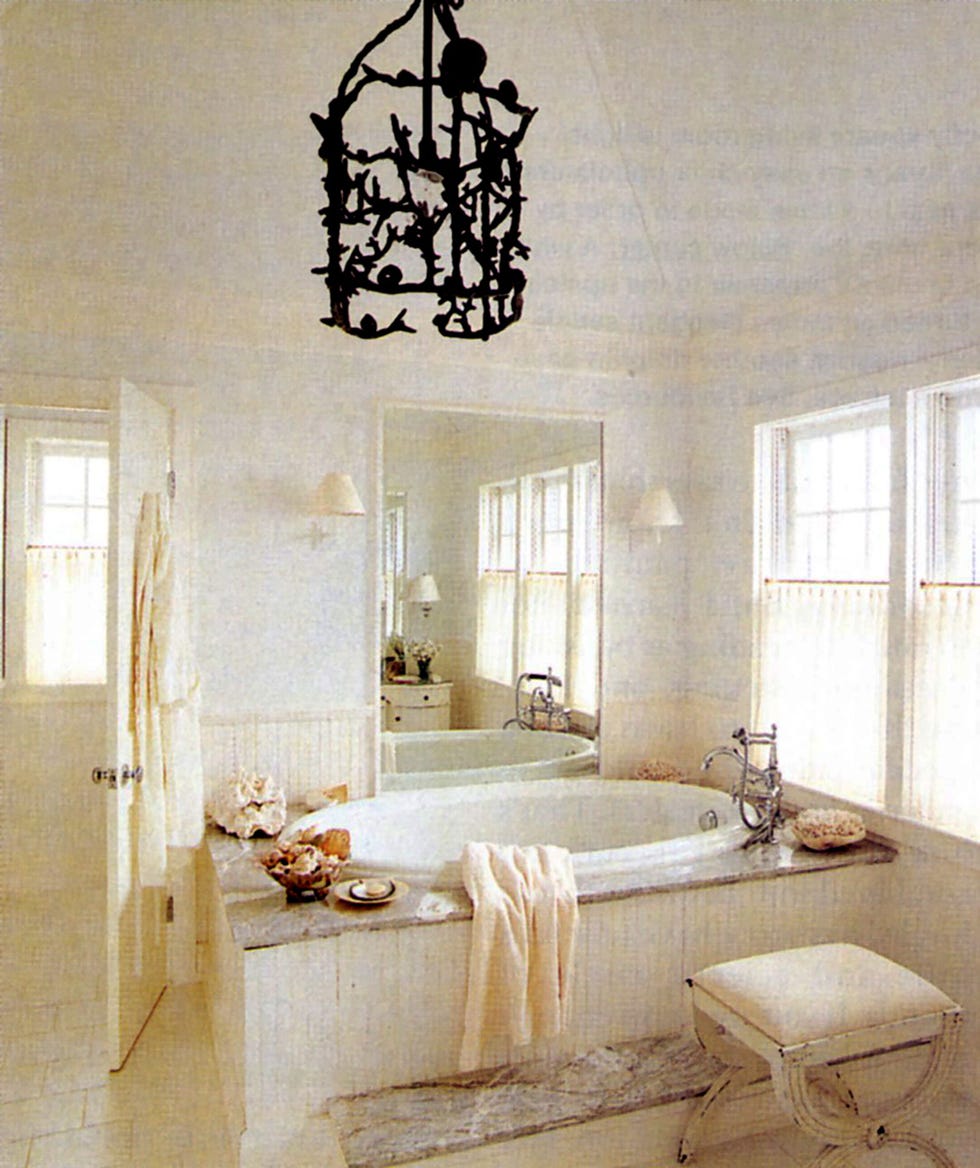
[782,779,980,875]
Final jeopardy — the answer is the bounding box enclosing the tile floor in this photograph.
[679,1087,980,1168]
[2,881,978,1167]
[1,886,235,1168]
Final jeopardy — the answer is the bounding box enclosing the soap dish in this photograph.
[334,877,407,907]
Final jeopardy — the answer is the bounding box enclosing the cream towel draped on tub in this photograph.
[459,842,579,1072]
[132,493,205,887]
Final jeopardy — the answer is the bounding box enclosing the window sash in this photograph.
[756,378,980,842]
[476,461,600,714]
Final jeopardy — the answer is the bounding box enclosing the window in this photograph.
[907,382,980,837]
[477,460,600,715]
[755,378,980,841]
[476,480,517,686]
[755,400,890,804]
[4,416,109,686]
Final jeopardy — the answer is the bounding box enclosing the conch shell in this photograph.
[209,768,287,839]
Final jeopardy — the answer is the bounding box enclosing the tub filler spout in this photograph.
[701,725,783,845]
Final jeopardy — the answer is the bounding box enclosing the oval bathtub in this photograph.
[379,729,597,791]
[288,779,746,888]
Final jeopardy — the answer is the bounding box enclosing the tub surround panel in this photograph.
[202,822,896,1137]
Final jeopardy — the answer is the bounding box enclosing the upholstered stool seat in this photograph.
[678,943,962,1166]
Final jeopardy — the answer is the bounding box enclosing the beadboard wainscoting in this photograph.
[200,707,376,806]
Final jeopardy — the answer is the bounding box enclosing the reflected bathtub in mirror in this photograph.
[379,728,597,791]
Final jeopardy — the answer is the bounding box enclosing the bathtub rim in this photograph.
[287,778,747,888]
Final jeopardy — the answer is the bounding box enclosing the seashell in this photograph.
[791,808,866,851]
[209,768,287,839]
[259,835,349,901]
[291,826,351,861]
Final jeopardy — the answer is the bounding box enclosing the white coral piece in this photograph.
[209,768,287,839]
[631,758,687,783]
[791,808,866,851]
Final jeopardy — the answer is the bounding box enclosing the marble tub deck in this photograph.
[326,1030,722,1168]
[206,817,896,951]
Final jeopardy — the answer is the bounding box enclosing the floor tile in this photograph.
[0,1141,29,1168]
[0,1063,46,1106]
[0,1089,85,1142]
[25,1119,133,1168]
[42,1051,108,1095]
[684,1131,792,1167]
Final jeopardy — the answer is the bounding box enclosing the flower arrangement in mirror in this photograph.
[407,638,442,683]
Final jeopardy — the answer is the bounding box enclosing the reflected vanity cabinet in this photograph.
[381,682,452,732]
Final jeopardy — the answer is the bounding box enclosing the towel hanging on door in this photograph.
[132,493,204,887]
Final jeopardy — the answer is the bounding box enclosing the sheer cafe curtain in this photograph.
[755,581,888,805]
[25,546,107,684]
[520,572,566,680]
[477,570,516,685]
[908,585,980,838]
[568,572,598,713]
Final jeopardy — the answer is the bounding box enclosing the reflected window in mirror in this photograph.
[382,492,407,641]
[477,458,600,717]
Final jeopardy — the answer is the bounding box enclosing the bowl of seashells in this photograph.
[259,828,352,901]
[791,808,866,851]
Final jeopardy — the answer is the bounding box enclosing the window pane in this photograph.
[42,454,86,505]
[87,457,109,504]
[868,425,891,509]
[40,505,85,546]
[793,435,828,513]
[790,514,827,578]
[829,512,866,578]
[829,429,866,511]
[867,510,890,580]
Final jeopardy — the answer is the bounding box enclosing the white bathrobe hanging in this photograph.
[132,493,204,887]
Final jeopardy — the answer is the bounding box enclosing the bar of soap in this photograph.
[360,879,392,898]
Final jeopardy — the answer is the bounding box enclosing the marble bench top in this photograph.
[205,809,896,953]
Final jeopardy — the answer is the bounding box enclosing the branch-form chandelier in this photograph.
[310,0,536,340]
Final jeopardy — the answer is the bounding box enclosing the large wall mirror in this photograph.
[382,405,602,747]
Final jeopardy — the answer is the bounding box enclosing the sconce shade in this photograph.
[630,486,683,530]
[405,574,441,606]
[312,472,366,516]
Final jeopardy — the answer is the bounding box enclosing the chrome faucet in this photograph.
[701,725,783,845]
[503,667,571,732]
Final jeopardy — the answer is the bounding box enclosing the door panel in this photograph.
[105,379,170,1069]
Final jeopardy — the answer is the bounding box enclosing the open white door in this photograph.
[104,379,170,1070]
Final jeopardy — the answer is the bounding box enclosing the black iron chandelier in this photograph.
[310,0,536,340]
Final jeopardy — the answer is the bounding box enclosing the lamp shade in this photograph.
[630,486,682,530]
[404,573,440,605]
[312,472,365,516]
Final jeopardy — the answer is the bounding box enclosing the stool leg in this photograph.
[776,1012,962,1168]
[677,1064,764,1164]
[805,1130,958,1167]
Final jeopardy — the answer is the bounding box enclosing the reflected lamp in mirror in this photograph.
[630,486,682,546]
[404,573,440,617]
[309,472,366,544]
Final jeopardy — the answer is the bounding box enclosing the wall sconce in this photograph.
[630,486,683,546]
[404,573,440,617]
[309,472,365,544]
